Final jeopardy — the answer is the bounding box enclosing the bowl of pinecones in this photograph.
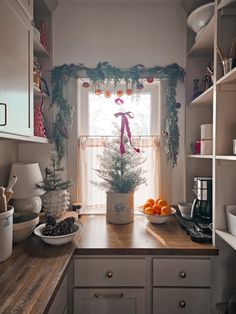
[34,216,83,245]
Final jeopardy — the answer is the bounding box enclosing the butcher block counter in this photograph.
[0,214,218,314]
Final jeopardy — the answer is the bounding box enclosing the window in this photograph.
[78,80,163,211]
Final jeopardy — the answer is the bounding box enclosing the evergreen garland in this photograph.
[92,138,147,193]
[51,62,185,167]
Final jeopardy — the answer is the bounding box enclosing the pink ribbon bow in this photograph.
[114,111,140,155]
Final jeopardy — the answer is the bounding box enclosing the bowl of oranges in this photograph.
[138,198,176,224]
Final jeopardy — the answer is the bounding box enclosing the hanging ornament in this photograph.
[95,88,102,96]
[161,129,168,137]
[116,90,123,97]
[126,88,133,96]
[115,98,124,105]
[82,82,90,88]
[147,76,154,83]
[176,102,181,109]
[104,91,111,98]
[137,83,144,90]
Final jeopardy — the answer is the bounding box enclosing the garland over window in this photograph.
[51,62,185,167]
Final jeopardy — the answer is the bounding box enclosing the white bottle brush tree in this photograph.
[36,151,72,217]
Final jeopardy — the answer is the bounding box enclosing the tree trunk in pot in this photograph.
[106,191,134,224]
[41,190,70,218]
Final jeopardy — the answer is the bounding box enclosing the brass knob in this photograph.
[179,271,186,279]
[106,271,113,278]
[179,299,186,308]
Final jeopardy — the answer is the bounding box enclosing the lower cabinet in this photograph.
[48,272,68,314]
[74,288,145,314]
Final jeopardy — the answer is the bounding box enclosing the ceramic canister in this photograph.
[0,206,14,263]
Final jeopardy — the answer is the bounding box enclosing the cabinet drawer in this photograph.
[74,258,145,287]
[74,288,145,314]
[153,287,211,314]
[153,258,211,287]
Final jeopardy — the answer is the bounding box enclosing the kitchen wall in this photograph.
[0,142,18,187]
[52,1,187,203]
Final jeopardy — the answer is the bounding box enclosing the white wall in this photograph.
[53,1,187,203]
[0,142,18,187]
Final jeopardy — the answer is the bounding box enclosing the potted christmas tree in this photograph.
[93,138,146,224]
[36,152,72,218]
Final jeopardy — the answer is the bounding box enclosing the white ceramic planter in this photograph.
[41,190,70,218]
[106,192,134,224]
[0,206,14,263]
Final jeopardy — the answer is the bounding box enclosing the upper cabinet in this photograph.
[0,0,33,137]
[16,0,34,20]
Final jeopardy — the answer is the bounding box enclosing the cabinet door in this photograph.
[153,288,211,314]
[0,0,33,136]
[74,288,145,314]
[48,273,68,314]
[16,0,33,20]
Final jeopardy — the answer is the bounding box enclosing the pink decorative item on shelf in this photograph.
[34,103,46,138]
[39,21,48,51]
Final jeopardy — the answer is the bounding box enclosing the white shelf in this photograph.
[187,154,213,159]
[218,0,236,9]
[188,15,215,57]
[216,229,236,250]
[217,67,236,85]
[0,133,50,143]
[216,155,236,161]
[33,35,49,57]
[189,86,213,106]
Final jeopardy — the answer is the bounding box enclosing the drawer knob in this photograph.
[179,271,187,279]
[179,299,186,308]
[106,271,113,278]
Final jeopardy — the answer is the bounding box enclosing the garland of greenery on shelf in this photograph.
[51,62,185,167]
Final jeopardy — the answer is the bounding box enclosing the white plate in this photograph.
[138,206,176,224]
[34,222,83,245]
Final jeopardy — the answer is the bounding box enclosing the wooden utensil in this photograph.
[0,187,7,213]
[5,175,17,203]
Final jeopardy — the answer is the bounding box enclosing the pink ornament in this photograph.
[34,103,46,138]
[126,89,133,96]
[116,90,123,97]
[115,98,124,105]
[95,88,102,96]
[147,76,154,83]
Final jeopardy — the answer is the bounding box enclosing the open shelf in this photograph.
[188,15,215,57]
[217,67,236,85]
[189,86,213,106]
[33,35,49,57]
[187,154,213,159]
[0,133,50,143]
[216,229,236,250]
[216,155,236,161]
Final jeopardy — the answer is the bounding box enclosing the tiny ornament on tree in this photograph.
[36,152,72,218]
[82,81,90,88]
[147,76,154,83]
[95,88,102,96]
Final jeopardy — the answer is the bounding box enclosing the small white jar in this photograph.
[0,206,14,263]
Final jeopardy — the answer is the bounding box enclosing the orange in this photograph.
[146,198,155,206]
[153,204,161,215]
[143,203,152,210]
[157,199,167,208]
[161,205,172,216]
[155,198,162,204]
[144,207,155,215]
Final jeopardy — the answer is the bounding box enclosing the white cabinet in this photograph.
[74,288,145,314]
[73,257,146,314]
[48,272,68,314]
[152,257,212,314]
[0,0,33,137]
[16,0,33,20]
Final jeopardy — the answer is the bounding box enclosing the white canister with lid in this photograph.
[0,206,14,263]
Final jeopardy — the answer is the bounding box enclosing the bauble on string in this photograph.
[126,89,133,96]
[95,88,102,96]
[104,91,111,98]
[137,83,144,90]
[176,102,181,109]
[116,90,123,97]
[82,82,90,88]
[161,129,168,137]
[147,76,154,83]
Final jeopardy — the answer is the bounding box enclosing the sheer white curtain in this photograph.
[78,136,160,210]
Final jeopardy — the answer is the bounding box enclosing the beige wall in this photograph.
[52,1,187,204]
[0,141,18,187]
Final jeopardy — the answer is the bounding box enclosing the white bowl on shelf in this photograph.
[138,207,176,224]
[34,222,83,245]
[187,3,215,35]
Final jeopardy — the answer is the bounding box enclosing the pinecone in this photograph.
[45,215,56,226]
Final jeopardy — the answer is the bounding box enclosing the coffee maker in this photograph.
[191,177,212,223]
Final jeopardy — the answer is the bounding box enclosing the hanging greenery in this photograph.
[51,62,185,167]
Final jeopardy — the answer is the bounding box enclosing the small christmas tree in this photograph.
[36,151,72,192]
[93,138,147,193]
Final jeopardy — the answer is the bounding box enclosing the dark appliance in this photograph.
[191,177,212,223]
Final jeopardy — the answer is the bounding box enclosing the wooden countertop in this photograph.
[0,214,218,314]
